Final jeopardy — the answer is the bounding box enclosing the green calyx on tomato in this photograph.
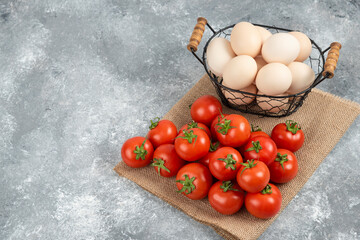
[218,154,237,170]
[251,124,262,132]
[216,118,235,135]
[149,117,160,130]
[245,140,263,153]
[220,181,239,192]
[275,153,289,170]
[261,184,273,194]
[285,120,301,134]
[133,139,148,160]
[176,130,197,144]
[176,174,196,194]
[187,121,205,131]
[151,158,170,175]
[209,141,220,152]
[239,159,258,175]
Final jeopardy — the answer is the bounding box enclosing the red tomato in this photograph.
[243,136,277,166]
[190,95,222,126]
[236,160,270,193]
[147,118,177,148]
[208,181,245,215]
[245,184,282,219]
[121,137,154,168]
[198,141,222,167]
[210,114,228,141]
[151,144,186,177]
[176,163,213,200]
[269,149,298,183]
[178,121,211,138]
[271,120,305,152]
[174,129,210,161]
[209,147,243,181]
[250,124,270,138]
[215,114,251,147]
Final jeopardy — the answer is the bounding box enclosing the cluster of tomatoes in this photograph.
[121,95,304,219]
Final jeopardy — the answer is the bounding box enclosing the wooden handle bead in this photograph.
[323,42,342,78]
[187,17,207,52]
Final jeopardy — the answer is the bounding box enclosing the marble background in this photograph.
[1,0,359,239]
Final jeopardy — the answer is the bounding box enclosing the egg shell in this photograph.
[262,33,300,65]
[287,62,315,94]
[289,32,312,62]
[230,22,262,57]
[223,55,257,90]
[256,26,272,43]
[223,84,257,105]
[206,38,236,77]
[257,91,289,113]
[255,63,292,95]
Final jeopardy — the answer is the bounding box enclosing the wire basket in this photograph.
[187,17,341,117]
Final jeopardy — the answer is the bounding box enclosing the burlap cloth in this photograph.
[114,74,360,240]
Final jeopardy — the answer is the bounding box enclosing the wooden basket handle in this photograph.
[187,17,207,52]
[322,42,342,78]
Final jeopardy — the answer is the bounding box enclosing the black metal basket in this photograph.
[187,17,341,117]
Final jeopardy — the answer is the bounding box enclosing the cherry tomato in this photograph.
[198,141,222,167]
[208,181,245,215]
[151,144,185,177]
[175,129,210,161]
[190,95,222,126]
[215,114,251,147]
[209,147,243,181]
[121,137,154,168]
[236,160,270,193]
[147,117,177,148]
[210,114,228,141]
[271,120,305,152]
[250,124,270,138]
[269,149,298,183]
[178,121,211,138]
[176,163,213,200]
[245,184,282,219]
[243,136,277,166]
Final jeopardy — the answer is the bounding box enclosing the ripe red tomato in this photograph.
[121,137,154,168]
[198,141,222,167]
[245,184,282,219]
[176,163,213,200]
[215,114,251,147]
[174,129,210,161]
[151,144,185,177]
[271,120,305,152]
[178,121,211,138]
[147,118,177,148]
[209,147,243,181]
[190,95,222,126]
[243,136,277,166]
[236,160,270,193]
[210,114,228,141]
[208,181,245,215]
[269,149,298,183]
[250,124,270,138]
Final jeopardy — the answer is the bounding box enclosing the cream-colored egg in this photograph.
[223,55,257,90]
[256,26,272,43]
[287,62,315,94]
[230,22,262,57]
[262,33,300,65]
[223,84,257,105]
[289,32,312,62]
[254,55,267,72]
[257,91,289,113]
[206,38,236,76]
[256,63,292,95]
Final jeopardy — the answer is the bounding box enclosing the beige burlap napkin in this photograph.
[114,74,360,240]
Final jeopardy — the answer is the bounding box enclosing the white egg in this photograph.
[289,32,312,62]
[257,91,289,113]
[206,38,236,77]
[223,84,257,105]
[223,55,257,90]
[262,33,300,65]
[230,22,262,57]
[256,26,272,43]
[255,63,292,95]
[287,62,315,94]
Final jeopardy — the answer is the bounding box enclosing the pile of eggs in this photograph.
[206,22,315,112]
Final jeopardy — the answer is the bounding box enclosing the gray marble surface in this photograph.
[1,0,359,239]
